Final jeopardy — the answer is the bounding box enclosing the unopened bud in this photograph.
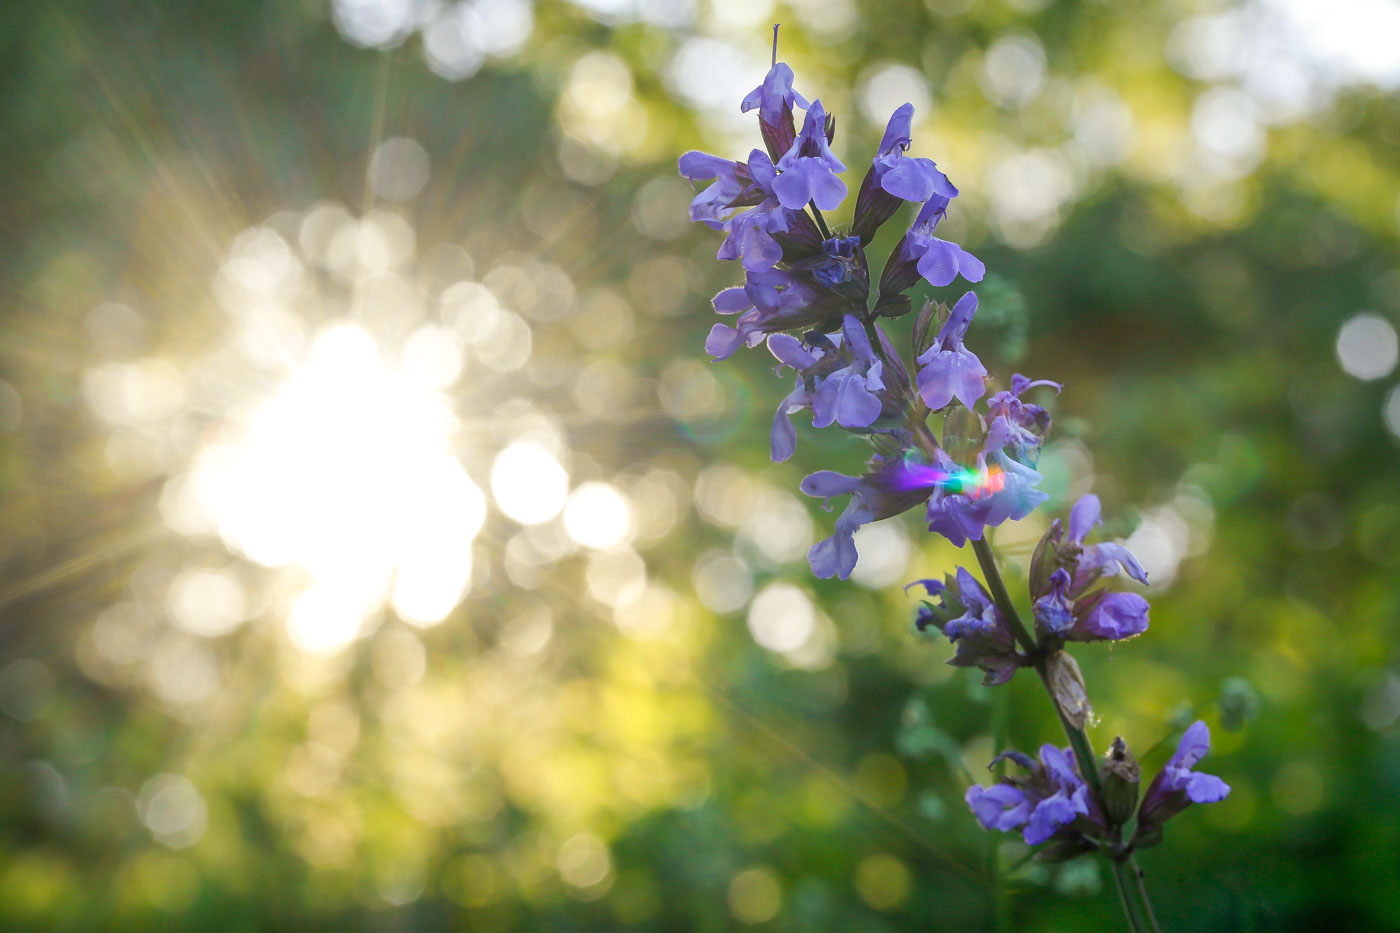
[1100,737,1141,827]
[1046,651,1092,731]
[1027,518,1062,600]
[912,299,938,359]
[941,405,985,465]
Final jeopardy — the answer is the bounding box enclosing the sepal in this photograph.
[1033,838,1097,863]
[1046,651,1092,731]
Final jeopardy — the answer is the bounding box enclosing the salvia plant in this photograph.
[679,31,1230,932]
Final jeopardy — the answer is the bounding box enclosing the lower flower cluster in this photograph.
[966,722,1230,858]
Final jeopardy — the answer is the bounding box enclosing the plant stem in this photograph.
[1109,858,1149,932]
[1128,855,1163,933]
[970,538,1038,657]
[1110,855,1165,933]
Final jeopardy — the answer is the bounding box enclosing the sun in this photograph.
[181,322,485,653]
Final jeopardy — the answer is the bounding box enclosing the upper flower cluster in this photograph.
[678,58,1058,580]
[678,59,983,363]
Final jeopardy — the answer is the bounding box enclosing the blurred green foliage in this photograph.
[2,0,1400,930]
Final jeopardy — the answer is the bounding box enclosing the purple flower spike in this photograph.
[915,292,987,411]
[901,196,985,288]
[872,103,959,203]
[774,100,848,211]
[1139,721,1231,829]
[741,62,810,127]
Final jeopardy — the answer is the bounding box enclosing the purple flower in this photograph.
[1029,495,1153,643]
[711,151,794,273]
[678,151,752,228]
[1067,494,1150,586]
[940,567,1021,684]
[811,316,884,430]
[802,454,931,579]
[813,235,862,288]
[966,782,1030,832]
[705,268,822,360]
[901,195,985,288]
[1072,590,1150,641]
[1138,721,1231,828]
[966,744,1095,846]
[871,103,959,203]
[766,333,822,461]
[984,374,1060,459]
[915,291,987,411]
[801,470,874,579]
[741,61,809,128]
[925,451,1048,548]
[774,100,848,211]
[1033,568,1075,636]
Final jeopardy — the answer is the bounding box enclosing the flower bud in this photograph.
[1100,737,1141,828]
[940,404,985,466]
[1027,518,1062,600]
[912,299,938,359]
[1046,651,1092,730]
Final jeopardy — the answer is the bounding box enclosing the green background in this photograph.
[3,0,1399,929]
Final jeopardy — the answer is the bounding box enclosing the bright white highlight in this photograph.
[1336,313,1398,381]
[746,582,814,654]
[183,324,485,651]
[563,482,632,549]
[491,440,569,524]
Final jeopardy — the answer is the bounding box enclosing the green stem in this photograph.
[809,202,833,240]
[990,686,1011,932]
[969,538,1038,657]
[1109,858,1149,933]
[1110,855,1165,933]
[1128,855,1163,933]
